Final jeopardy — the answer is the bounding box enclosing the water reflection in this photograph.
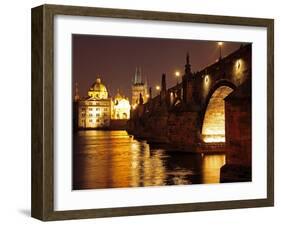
[73,130,225,190]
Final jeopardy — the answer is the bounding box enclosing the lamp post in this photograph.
[156,85,160,93]
[175,71,180,84]
[218,42,223,60]
[145,94,150,101]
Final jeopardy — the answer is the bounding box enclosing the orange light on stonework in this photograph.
[236,59,242,70]
[132,104,137,110]
[202,86,234,143]
[218,42,223,59]
[204,75,209,84]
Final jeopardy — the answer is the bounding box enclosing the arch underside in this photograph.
[202,86,234,143]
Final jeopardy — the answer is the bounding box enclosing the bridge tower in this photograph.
[160,73,167,104]
[131,67,148,106]
[182,52,194,105]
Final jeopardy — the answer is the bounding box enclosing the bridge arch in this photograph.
[200,80,236,143]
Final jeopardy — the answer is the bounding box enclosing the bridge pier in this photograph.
[220,81,252,182]
[167,111,200,150]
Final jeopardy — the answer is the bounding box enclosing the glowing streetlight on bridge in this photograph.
[175,70,180,84]
[218,42,223,60]
[156,85,160,91]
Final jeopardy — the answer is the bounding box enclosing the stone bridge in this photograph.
[127,44,252,182]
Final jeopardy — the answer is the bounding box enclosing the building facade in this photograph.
[76,77,130,129]
[112,91,130,120]
[78,78,111,128]
[131,67,148,108]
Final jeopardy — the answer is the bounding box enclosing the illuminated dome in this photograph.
[88,77,108,99]
[114,90,123,102]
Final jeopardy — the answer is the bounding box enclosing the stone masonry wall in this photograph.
[225,98,251,166]
[167,111,200,149]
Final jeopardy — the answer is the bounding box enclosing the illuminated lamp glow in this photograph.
[236,59,242,70]
[175,71,180,77]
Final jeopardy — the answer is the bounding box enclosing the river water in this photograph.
[73,130,225,190]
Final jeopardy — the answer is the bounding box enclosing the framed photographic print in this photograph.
[31,4,274,221]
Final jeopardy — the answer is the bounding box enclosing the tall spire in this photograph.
[161,73,166,92]
[186,52,190,64]
[139,67,142,84]
[149,87,152,99]
[74,82,80,101]
[139,93,144,104]
[134,67,138,84]
[134,67,137,84]
[185,52,191,75]
[134,67,143,84]
[145,75,148,87]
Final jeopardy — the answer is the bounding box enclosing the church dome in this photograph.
[90,78,107,93]
[88,77,108,99]
[114,90,123,101]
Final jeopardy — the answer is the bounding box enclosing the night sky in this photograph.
[72,34,245,100]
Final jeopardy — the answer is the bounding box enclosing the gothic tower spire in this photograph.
[139,67,142,84]
[131,67,148,105]
[185,52,191,75]
[74,82,80,101]
[134,67,143,84]
[139,93,144,104]
[161,73,166,92]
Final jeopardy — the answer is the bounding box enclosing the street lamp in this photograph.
[175,71,180,84]
[156,85,160,92]
[218,42,223,59]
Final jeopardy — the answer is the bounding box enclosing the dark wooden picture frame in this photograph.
[31,4,274,221]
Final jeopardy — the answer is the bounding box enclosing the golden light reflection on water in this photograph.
[201,154,225,183]
[73,130,225,190]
